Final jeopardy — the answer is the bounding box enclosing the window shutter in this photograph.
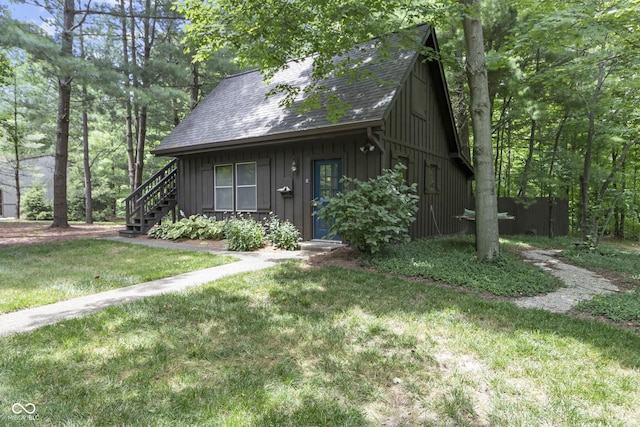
[256,158,271,211]
[201,166,213,210]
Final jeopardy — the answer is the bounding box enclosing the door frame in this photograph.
[312,157,343,240]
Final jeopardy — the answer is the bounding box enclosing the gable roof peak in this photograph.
[153,24,435,155]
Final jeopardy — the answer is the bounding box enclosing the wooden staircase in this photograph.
[119,159,178,237]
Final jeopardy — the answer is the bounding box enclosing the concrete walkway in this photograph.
[0,238,340,337]
[514,249,619,313]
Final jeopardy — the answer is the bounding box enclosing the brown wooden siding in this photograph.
[176,130,377,241]
[382,55,470,239]
[174,49,469,241]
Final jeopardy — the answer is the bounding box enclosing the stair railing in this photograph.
[124,159,178,232]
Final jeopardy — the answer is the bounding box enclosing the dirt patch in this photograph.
[306,246,373,270]
[0,220,121,248]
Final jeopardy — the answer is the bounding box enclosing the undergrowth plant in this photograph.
[149,214,224,240]
[314,163,418,253]
[224,214,266,251]
[368,235,563,296]
[22,185,53,220]
[264,214,301,250]
[577,291,640,324]
[149,213,302,252]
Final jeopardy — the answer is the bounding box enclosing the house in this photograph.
[0,155,55,218]
[122,24,474,241]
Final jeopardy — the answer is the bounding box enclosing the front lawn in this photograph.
[0,239,236,314]
[1,264,639,426]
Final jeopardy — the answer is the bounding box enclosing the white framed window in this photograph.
[214,164,233,211]
[236,162,257,211]
[214,162,257,212]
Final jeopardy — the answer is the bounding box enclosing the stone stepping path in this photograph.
[514,249,619,313]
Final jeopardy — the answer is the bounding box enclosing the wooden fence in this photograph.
[468,197,569,237]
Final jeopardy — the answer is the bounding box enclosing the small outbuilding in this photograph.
[126,24,474,241]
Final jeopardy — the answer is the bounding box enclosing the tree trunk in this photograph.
[547,114,567,237]
[51,0,74,228]
[79,30,92,224]
[12,72,20,219]
[579,54,606,240]
[134,105,147,189]
[131,0,156,190]
[461,0,499,260]
[82,86,93,224]
[593,136,639,247]
[453,49,470,159]
[120,0,136,192]
[494,96,511,197]
[190,61,200,110]
[518,118,536,198]
[518,48,540,199]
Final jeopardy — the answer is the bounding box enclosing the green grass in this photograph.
[0,239,236,314]
[367,235,564,296]
[1,264,639,426]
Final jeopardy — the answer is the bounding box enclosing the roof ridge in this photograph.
[218,23,431,82]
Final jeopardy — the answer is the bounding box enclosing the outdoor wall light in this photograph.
[360,142,375,153]
[291,158,298,173]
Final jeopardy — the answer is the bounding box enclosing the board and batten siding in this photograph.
[382,55,470,239]
[173,50,469,241]
[176,130,377,241]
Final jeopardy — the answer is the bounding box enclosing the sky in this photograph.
[2,1,49,23]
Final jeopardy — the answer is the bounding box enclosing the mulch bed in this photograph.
[0,221,121,248]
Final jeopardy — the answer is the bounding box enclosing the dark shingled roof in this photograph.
[153,25,434,155]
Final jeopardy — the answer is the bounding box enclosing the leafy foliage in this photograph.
[264,214,301,251]
[22,185,52,220]
[0,50,11,86]
[314,164,418,253]
[368,235,563,296]
[148,214,225,241]
[149,213,302,252]
[224,214,266,252]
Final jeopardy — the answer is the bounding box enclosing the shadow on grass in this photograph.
[268,264,640,368]
[1,263,639,425]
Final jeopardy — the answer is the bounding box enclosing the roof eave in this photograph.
[151,119,385,156]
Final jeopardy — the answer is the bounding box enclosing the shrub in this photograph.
[148,214,225,240]
[224,214,266,251]
[264,214,301,250]
[35,210,53,221]
[314,163,419,253]
[22,185,52,220]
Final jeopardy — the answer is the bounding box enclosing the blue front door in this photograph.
[313,159,342,240]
